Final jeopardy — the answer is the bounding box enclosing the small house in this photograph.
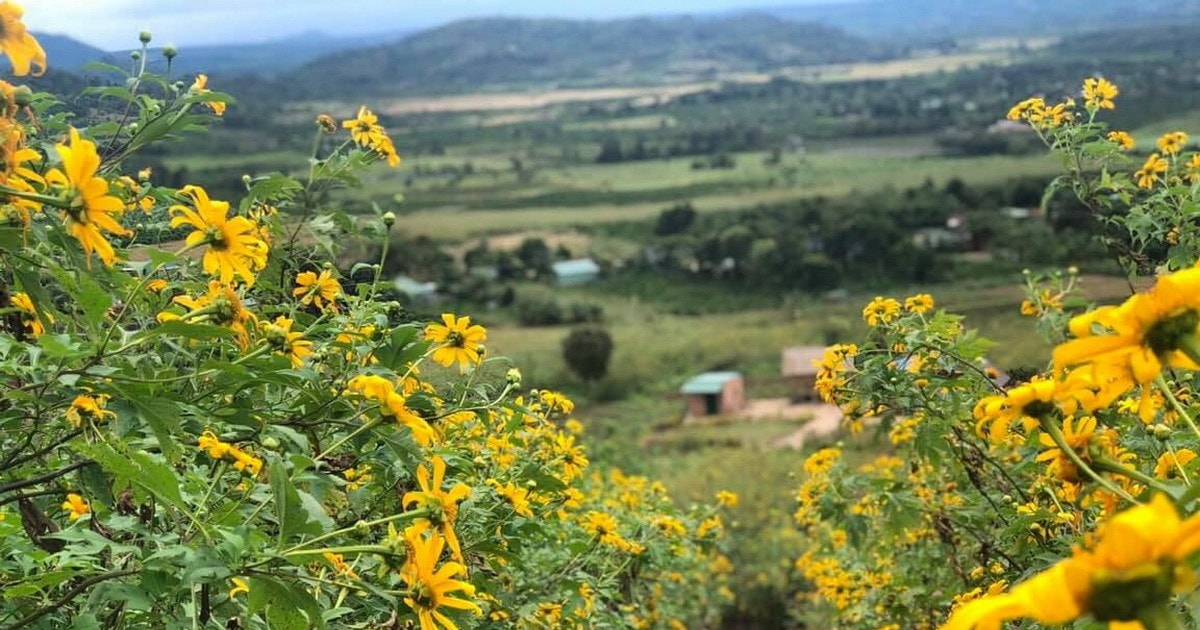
[781,346,828,402]
[393,275,438,302]
[680,371,745,417]
[551,258,600,286]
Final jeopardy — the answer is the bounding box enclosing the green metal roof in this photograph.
[680,371,741,395]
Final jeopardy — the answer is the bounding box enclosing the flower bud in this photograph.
[130,50,141,61]
[12,86,32,107]
[382,211,396,228]
[315,113,336,133]
[139,30,152,44]
[1152,424,1173,440]
[261,436,280,449]
[241,174,252,186]
[162,45,177,60]
[506,368,522,387]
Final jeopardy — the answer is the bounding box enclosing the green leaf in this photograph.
[76,442,184,509]
[269,459,326,542]
[120,392,184,461]
[374,326,424,370]
[247,577,325,630]
[133,320,233,343]
[77,274,113,324]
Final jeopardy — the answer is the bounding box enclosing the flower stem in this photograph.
[1039,416,1138,504]
[1154,374,1200,442]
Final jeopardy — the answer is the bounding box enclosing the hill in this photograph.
[765,0,1200,40]
[32,33,108,72]
[291,13,894,96]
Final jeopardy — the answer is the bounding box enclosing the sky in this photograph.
[26,0,837,50]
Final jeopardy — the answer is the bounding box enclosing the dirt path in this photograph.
[772,404,843,450]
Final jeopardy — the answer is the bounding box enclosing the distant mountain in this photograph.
[34,30,413,77]
[763,0,1200,40]
[32,33,109,72]
[292,13,895,96]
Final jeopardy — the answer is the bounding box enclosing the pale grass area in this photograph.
[789,51,1012,82]
[397,152,1059,238]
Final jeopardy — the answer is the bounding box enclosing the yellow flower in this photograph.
[170,185,268,286]
[861,296,901,326]
[1107,131,1135,150]
[322,551,360,580]
[490,480,533,518]
[65,393,116,427]
[1156,131,1188,156]
[403,456,471,562]
[190,74,226,116]
[1007,97,1046,122]
[1154,449,1197,480]
[1035,415,1097,483]
[341,106,401,167]
[61,493,90,520]
[803,447,841,476]
[198,430,231,459]
[10,291,50,335]
[400,526,482,630]
[293,269,341,312]
[49,128,131,267]
[166,281,257,349]
[973,378,1057,445]
[1135,154,1169,189]
[343,465,373,491]
[0,3,45,76]
[261,316,313,368]
[425,313,487,372]
[941,495,1200,629]
[1082,77,1118,110]
[1054,267,1200,421]
[716,490,739,508]
[904,293,935,314]
[1187,154,1200,184]
[346,374,437,445]
[228,578,249,599]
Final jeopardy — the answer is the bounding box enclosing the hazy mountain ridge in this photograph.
[763,0,1200,39]
[291,13,893,96]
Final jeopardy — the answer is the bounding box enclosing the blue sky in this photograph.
[27,1,837,50]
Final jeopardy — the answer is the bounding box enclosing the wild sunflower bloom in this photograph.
[904,293,935,314]
[716,490,740,508]
[1082,77,1118,110]
[49,128,132,267]
[9,291,50,335]
[1187,154,1200,184]
[1135,154,1170,190]
[261,316,313,368]
[941,494,1200,629]
[1156,131,1188,156]
[346,375,437,445]
[197,430,231,459]
[1054,267,1200,422]
[425,313,487,372]
[1154,449,1197,480]
[341,106,401,167]
[489,480,533,517]
[65,393,116,427]
[1108,131,1136,150]
[1035,415,1097,483]
[61,493,90,520]
[1007,97,1046,122]
[0,3,45,76]
[170,185,268,286]
[400,525,482,630]
[973,378,1059,446]
[293,269,341,312]
[167,281,257,349]
[861,296,901,326]
[403,456,471,562]
[189,74,225,116]
[228,578,249,599]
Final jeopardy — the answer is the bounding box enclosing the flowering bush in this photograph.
[798,77,1200,629]
[0,7,731,629]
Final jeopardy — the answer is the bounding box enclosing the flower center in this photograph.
[1090,560,1175,622]
[205,227,228,250]
[446,330,465,348]
[1145,308,1200,356]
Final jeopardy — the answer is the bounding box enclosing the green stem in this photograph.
[1039,416,1138,504]
[1137,602,1185,630]
[315,415,386,461]
[1154,374,1200,442]
[1091,457,1170,494]
[282,544,391,558]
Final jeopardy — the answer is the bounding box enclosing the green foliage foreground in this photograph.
[0,11,731,630]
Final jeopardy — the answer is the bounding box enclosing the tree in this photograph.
[561,326,614,382]
[596,136,624,163]
[654,202,697,236]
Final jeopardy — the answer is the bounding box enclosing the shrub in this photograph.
[562,326,614,382]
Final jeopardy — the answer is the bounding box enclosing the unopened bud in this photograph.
[241,174,252,186]
[315,113,337,134]
[162,45,177,60]
[261,436,280,449]
[1152,424,1173,440]
[322,261,333,269]
[12,86,32,107]
[130,50,141,61]
[382,211,396,228]
[139,30,152,44]
[127,122,139,133]
[506,368,522,387]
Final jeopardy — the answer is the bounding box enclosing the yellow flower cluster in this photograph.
[196,430,263,476]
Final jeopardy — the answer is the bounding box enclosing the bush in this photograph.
[562,326,614,382]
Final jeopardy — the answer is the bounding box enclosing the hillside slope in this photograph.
[292,13,894,96]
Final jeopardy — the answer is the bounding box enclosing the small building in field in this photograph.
[781,346,829,402]
[551,258,601,286]
[681,371,745,417]
[393,275,438,303]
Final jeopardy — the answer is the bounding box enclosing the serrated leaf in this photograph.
[76,441,184,509]
[247,577,325,630]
